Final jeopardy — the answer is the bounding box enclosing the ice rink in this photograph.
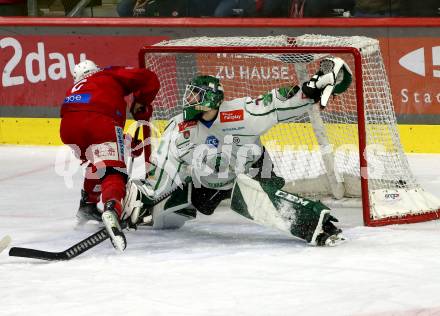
[1,146,440,316]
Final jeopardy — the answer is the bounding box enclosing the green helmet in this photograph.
[182,75,224,121]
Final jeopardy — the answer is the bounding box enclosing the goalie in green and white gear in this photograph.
[124,57,351,246]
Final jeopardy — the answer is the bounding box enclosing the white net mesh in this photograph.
[142,34,439,223]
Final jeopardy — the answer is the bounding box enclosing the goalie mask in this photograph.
[73,60,100,83]
[182,75,224,121]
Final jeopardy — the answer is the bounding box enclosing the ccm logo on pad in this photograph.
[220,109,244,123]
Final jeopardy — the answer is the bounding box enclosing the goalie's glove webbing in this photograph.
[301,73,324,102]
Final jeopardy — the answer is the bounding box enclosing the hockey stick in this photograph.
[0,235,11,254]
[9,228,108,261]
[8,126,144,261]
[127,123,141,177]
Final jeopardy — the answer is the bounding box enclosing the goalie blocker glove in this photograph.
[302,57,352,108]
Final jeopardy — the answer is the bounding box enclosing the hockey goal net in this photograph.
[138,34,440,226]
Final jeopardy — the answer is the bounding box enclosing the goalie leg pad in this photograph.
[191,185,232,215]
[124,179,195,229]
[231,174,339,245]
[151,185,196,229]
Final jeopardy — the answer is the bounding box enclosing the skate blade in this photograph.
[102,212,126,252]
[325,234,347,247]
[109,230,127,252]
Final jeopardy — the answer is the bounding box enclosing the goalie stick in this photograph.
[9,228,108,261]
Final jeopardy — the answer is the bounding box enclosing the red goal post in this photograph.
[138,35,440,227]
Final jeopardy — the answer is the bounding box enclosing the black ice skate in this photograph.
[102,200,127,252]
[76,190,102,225]
[316,215,346,247]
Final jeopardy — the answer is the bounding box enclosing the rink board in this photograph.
[1,117,439,153]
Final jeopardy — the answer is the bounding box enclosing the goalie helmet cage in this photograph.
[138,34,440,227]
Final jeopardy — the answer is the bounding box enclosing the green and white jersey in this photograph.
[148,87,316,195]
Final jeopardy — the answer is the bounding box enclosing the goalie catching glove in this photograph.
[302,57,352,108]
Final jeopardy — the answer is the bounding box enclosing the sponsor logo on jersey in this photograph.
[220,109,244,123]
[275,190,310,206]
[233,136,240,144]
[178,120,198,132]
[91,142,119,161]
[399,46,440,78]
[63,93,91,104]
[115,126,125,160]
[206,135,219,148]
[221,126,245,132]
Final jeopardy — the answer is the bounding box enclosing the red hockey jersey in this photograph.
[60,66,160,125]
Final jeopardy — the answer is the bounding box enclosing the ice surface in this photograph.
[1,146,440,316]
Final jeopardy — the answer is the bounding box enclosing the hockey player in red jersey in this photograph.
[60,60,160,252]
